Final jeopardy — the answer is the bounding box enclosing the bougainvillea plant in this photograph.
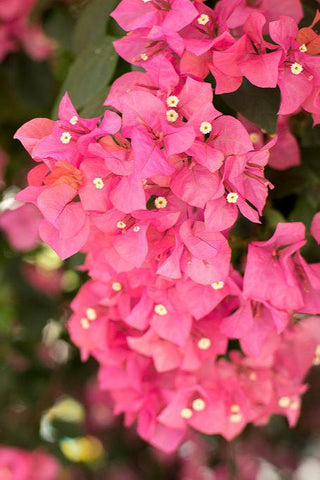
[14,0,320,454]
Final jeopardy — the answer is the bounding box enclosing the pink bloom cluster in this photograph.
[0,446,60,480]
[0,0,53,61]
[112,0,320,123]
[14,0,320,453]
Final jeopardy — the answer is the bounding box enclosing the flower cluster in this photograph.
[14,0,320,453]
[0,0,53,61]
[112,0,320,123]
[0,446,60,480]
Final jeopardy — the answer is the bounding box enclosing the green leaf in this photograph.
[264,207,286,230]
[0,54,57,123]
[73,0,117,55]
[289,193,319,229]
[52,36,118,118]
[221,79,281,134]
[79,86,109,118]
[267,166,316,199]
[146,195,158,210]
[44,6,75,52]
[301,118,320,147]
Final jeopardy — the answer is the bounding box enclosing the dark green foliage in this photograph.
[221,79,281,134]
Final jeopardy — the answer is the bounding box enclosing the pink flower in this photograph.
[15,0,320,455]
[0,203,41,251]
[269,15,320,115]
[239,114,301,170]
[243,222,306,311]
[212,13,282,92]
[0,0,53,61]
[311,212,320,244]
[111,0,198,33]
[222,0,303,30]
[0,446,60,480]
[117,90,195,178]
[113,26,185,66]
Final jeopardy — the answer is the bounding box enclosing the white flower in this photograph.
[69,116,78,125]
[93,178,104,189]
[200,121,212,134]
[166,109,179,122]
[154,304,167,315]
[226,192,239,203]
[155,196,167,208]
[167,95,179,107]
[211,281,224,290]
[290,62,303,75]
[197,14,210,25]
[60,132,72,144]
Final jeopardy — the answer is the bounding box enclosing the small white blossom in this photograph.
[167,95,179,107]
[197,337,211,350]
[197,14,210,25]
[200,121,212,134]
[290,62,303,75]
[154,304,168,316]
[93,177,104,189]
[69,116,78,125]
[112,282,123,292]
[211,281,224,290]
[180,408,193,419]
[166,109,179,122]
[299,44,308,53]
[117,221,126,229]
[155,196,167,209]
[192,398,206,411]
[60,132,72,144]
[226,192,239,203]
[86,308,97,321]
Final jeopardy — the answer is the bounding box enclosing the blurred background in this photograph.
[1,0,320,478]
